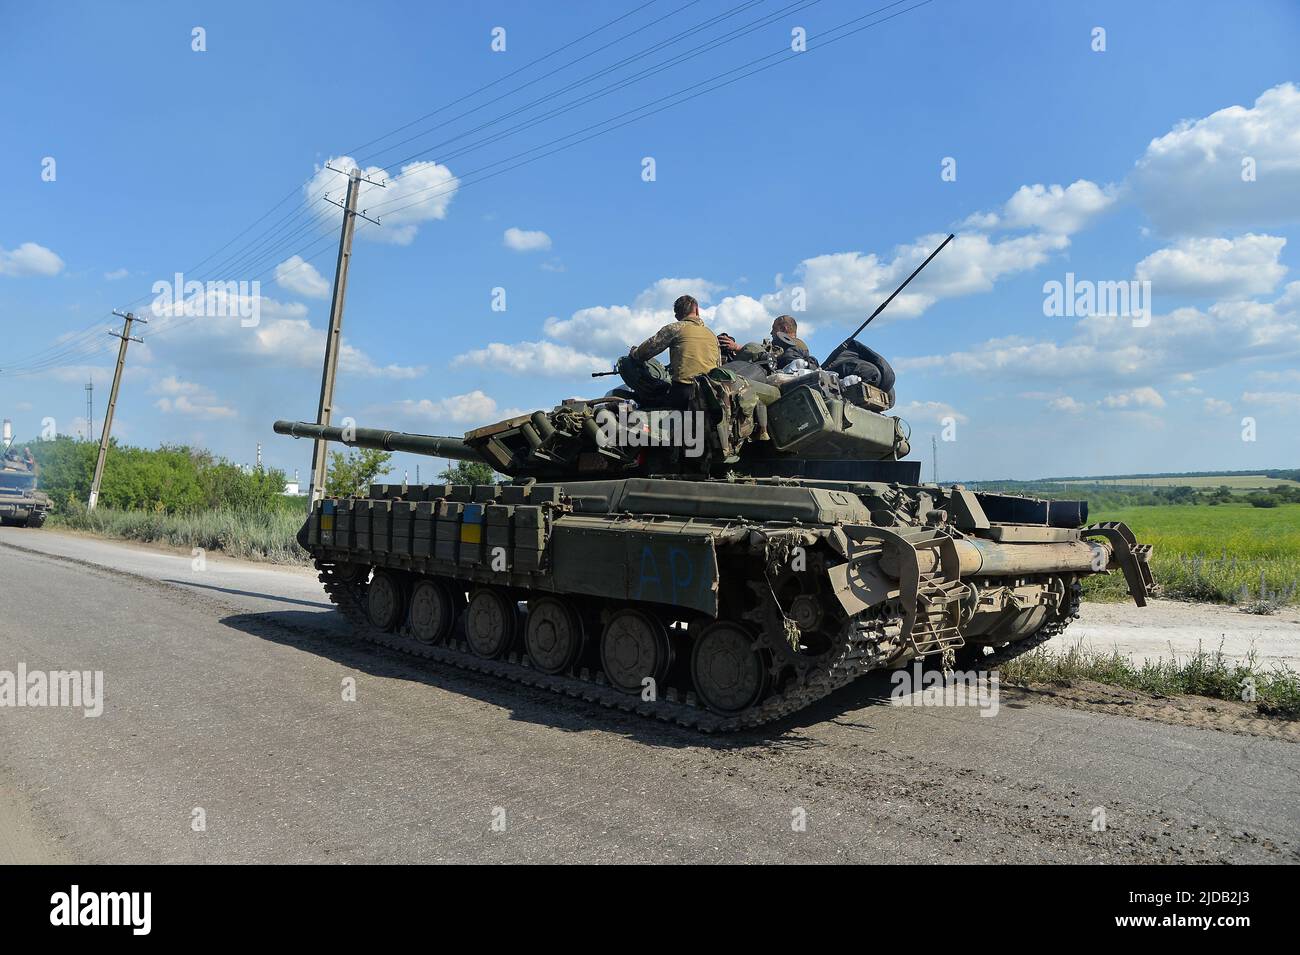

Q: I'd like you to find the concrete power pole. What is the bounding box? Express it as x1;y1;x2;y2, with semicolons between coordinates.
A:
306;168;363;510
88;310;146;509
85;379;93;442
931;435;938;485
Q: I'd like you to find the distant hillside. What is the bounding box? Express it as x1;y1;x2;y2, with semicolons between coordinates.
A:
964;469;1300;491
1043;469;1300;485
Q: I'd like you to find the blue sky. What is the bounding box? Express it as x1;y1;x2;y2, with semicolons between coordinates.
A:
3;0;1299;483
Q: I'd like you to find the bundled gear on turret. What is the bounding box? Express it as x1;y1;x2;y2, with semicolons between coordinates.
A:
823;339;897;409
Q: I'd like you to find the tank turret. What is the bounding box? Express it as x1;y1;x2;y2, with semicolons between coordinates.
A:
275;351;914;483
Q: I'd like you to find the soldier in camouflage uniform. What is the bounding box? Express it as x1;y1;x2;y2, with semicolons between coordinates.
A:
629;294;721;408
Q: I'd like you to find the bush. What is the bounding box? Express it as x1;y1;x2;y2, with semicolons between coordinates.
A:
24;435;287;514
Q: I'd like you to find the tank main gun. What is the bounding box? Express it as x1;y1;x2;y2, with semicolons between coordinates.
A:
276;409;648;481
274;421;478;461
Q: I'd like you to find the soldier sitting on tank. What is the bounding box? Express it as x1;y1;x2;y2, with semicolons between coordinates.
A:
718;315;817;371
628;294;720;409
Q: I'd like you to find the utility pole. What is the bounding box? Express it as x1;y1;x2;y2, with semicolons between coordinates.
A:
256;442;262;470
88;310;145;510
306;167;383;510
931;435;938;485
85;379;94;442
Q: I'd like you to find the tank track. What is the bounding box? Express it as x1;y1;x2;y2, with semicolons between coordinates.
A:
316;564;1083;732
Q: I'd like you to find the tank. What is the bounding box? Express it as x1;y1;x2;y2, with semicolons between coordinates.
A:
0;420;50;529
273;352;1155;731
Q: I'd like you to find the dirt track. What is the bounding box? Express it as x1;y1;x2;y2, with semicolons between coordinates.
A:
1072;598;1300;669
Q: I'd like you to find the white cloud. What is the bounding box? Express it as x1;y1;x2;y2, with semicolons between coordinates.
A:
153;375;203;396
453;340;608;376
103;268;130;281
1101;386;1166;410
537;282;774;359
1048;396;1088;414
151;375;236;419
990;180;1118;235
1241;390;1300;413
900;281;1300;388
710;294;781;339
275;255;331;299
0;242;64;277
148;291;423;379
503;227;552;252
1131;82;1300;234
895;400;968;425
633;278;724;310
762;229;1072;326
1135;234;1287;299
540;276;728;356
1203;397;1234;415
391;391;525;427
306;155;459;246
466;175;1122;372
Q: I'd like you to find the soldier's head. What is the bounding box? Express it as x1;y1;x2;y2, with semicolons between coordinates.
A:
772;315;798;337
673;294;700;320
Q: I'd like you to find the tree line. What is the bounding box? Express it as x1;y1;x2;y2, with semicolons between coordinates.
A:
22;436;499;515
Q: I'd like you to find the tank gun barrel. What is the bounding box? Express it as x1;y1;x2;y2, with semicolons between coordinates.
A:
273;420;479;461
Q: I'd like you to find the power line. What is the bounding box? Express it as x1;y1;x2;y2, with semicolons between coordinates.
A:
0;0;680;374
370;0;923;221
202;0;775;283
5;1;789;371
8;0;937;371
67;3;787;352
355;0;758;169
346;0;673;160
148;0;934;347
363;0;819;193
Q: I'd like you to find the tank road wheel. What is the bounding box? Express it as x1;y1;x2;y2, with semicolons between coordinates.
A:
524;597;586;675
366;570;406;632
409;578;455;644
465;588;518;659
600;609;672;694
690;622;767;715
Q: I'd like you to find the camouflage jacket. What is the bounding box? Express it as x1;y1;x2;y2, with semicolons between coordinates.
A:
629;314;720;383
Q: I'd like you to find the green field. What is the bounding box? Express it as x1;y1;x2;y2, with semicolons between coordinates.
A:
1085;502;1300;604
1062;474;1300;490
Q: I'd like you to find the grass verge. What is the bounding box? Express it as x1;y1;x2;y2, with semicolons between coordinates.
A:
50;505;309;565
999;639;1300;720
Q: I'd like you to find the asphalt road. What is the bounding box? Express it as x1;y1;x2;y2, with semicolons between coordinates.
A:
1;527;1297;864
